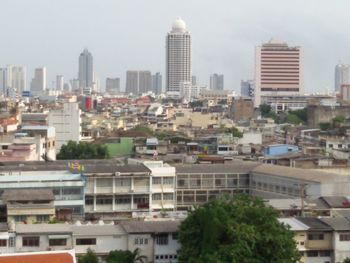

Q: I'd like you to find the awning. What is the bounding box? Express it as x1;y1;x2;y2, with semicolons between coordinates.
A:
0;233;9;239
48;235;70;239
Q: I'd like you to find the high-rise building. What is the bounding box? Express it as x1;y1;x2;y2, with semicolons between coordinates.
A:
78;49;93;95
106;78;120;95
191;76;197;86
125;71;152;95
30;67;47;95
166;18;192;96
335;63;349;92
0;68;7;95
10;66;26;94
210;74;224;90
254;39;303;106
152;72;162;95
241;80;254;98
56;75;64;91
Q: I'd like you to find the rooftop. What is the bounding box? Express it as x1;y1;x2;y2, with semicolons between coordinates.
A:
2;189;54;202
0;250;76;263
296;217;333;231
120;220;181;234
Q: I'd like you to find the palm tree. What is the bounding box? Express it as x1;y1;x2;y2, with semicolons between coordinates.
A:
129;248;147;263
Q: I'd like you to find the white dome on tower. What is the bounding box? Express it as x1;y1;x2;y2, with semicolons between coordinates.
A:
172;18;187;32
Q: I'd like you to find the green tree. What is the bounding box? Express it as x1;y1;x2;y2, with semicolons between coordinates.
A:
319;122;331;131
78;249;98;263
285;113;302;125
289;108;307;123
178;195;300;263
57;141;110;160
189;100;204;108
343;257;350;263
259;104;272;117
106;248;147;263
333;114;346;127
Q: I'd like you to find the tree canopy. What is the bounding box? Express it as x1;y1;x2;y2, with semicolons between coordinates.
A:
106;248;147;263
78;249;99;263
178;195;300;263
57;141;110;160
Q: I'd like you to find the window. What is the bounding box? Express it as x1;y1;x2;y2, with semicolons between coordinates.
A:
0;240;6;247
97;179;112;187
328;144;333;148
23;236;40;247
96;197;112;205
306;251;318;257
319;251;330;257
340;234;350;241
308;233;324;240
135;237;148;246
9;237;15;247
115;178;131;187
62;188;81;195
152;194;161;200
14;215;27;222
49;239;67;246
163;177;174;185
115;196;131;204
53;188;60;195
153;177;162;185
163;193;174;201
85;197;93;205
36;215;50;222
134;196;149;204
177;179;186;187
76;238;96;245
156;234;168;245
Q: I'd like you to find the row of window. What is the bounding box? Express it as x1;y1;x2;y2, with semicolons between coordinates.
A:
300;250;331;257
22;237;96;247
155;254;177;260
14;215;50;223
86;196;150;205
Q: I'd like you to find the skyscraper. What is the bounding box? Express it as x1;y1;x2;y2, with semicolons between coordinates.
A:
56;75;64;91
0;68;6;95
30;67;47;95
210;74;224;90
152;72;162;95
254;39;303;106
335;63;349;92
78;49;93;95
106;78;120;95
241;80;254;98
10;66;26;94
166;18;192;96
125;70;152;95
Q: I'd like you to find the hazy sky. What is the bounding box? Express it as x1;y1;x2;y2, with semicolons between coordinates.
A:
1;0;350;93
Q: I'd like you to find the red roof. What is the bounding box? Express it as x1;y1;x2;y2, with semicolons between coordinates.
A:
0;251;75;263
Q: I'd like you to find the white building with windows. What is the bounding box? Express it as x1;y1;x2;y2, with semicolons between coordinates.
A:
48;102;82;152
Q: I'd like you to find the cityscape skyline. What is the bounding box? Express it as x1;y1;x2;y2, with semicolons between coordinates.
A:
1;0;350;93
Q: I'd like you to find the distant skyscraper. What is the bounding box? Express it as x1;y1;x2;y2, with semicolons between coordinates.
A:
0;68;8;95
254;39;303;106
10;66;26;94
210;74;224;90
241;80;254;98
106;78;120;95
126;70;152;95
70;79;79;91
56;75;64;91
78;49;93;95
191;76;197;85
30;67;47;94
335;63;349;92
166;18;192;96
152;72;162;94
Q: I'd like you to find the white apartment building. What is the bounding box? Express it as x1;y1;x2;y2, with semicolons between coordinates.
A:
166;18;192;97
254;39;303;107
0;66;26;96
56;75;64;91
180;82;206;101
48;102;82;152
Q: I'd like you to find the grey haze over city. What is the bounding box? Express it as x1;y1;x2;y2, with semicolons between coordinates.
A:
1;0;349;93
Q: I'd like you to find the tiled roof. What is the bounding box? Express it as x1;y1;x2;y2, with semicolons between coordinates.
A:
0;250;76;263
2;189;54;201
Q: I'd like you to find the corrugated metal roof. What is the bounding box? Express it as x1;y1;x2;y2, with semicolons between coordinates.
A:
120;220;181;234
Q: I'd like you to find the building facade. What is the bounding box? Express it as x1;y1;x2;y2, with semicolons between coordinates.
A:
152;72;162;95
78;49;93;95
30;67;47;95
254;39;303;106
126;71;152;95
106;78;120;95
166;18;192;97
210;74;224;90
335;63;349;93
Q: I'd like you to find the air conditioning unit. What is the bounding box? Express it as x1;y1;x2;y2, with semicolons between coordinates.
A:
114;172;120;176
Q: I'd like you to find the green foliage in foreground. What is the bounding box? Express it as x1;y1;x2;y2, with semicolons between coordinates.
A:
106;248;147;263
57;141;110;160
178;195;300;263
78;249;99;263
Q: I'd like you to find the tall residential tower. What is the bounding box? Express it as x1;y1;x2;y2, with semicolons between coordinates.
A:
166;18;192;97
210;74;224;90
